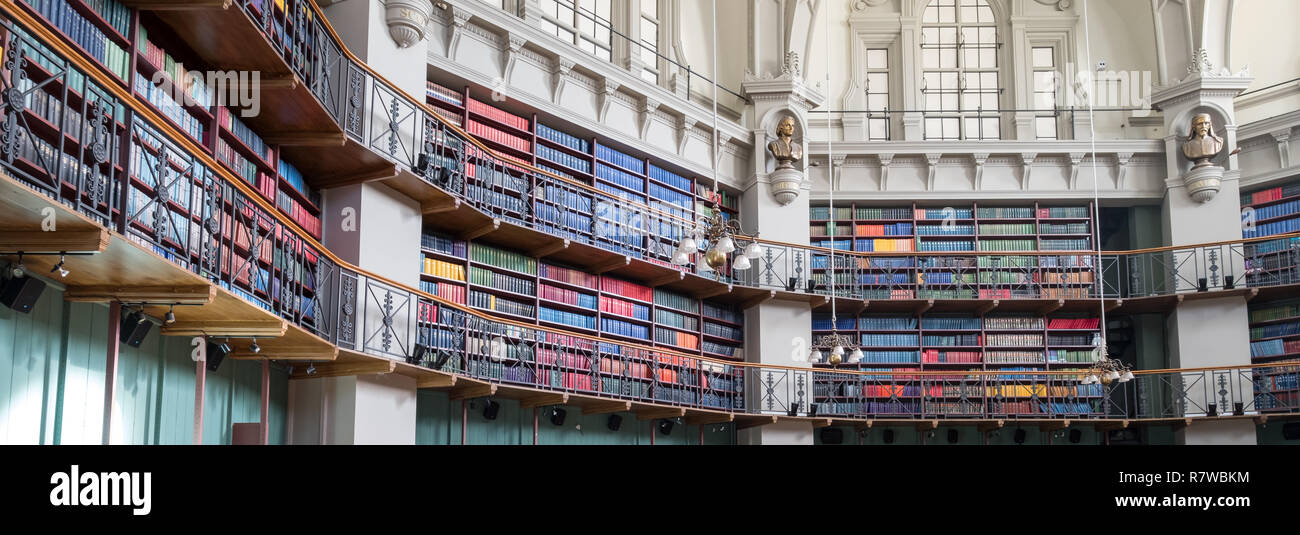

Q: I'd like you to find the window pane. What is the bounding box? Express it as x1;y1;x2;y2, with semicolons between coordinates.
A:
923;48;939;69
980;27;996;43
941;72;959;88
939;28;957;44
641;69;657;84
962;92;980;111
983;118;999;138
980;48;996;68
1034;91;1055;109
977;5;993;23
923;5;939;23
1035;117;1057;139
869;118;888;140
866;73;888;92
982;72;998;87
1033;47;1054;68
940;48;956;68
866;49;888;69
921;27;937;45
940;6;955;23
868;93;888;111
925;93;941;110
960;5;976;22
980;93;998;110
942;93;958;110
642;0;658;17
1034;71;1056;92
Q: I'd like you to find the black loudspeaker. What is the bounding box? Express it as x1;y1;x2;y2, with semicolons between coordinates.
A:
882;429;895;444
820;428;844;445
1013;428;1027;444
1282;422;1300;440
1069;429;1083;444
785;277;798;292
1197;278;1208;292
606;414;622;431
787;402;800;417
658;419;674;436
408;343;431;365
119;311;153;348
1223;275;1235;290
806;279;818;293
482;400;500;420
946;429;959;444
1;275;45;314
1233;402;1244;416
549;407;566;426
1207;403;1218;417
206;341;230;372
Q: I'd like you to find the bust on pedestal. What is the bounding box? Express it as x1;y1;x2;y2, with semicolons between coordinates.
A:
1181;113;1226;203
768;116;804;205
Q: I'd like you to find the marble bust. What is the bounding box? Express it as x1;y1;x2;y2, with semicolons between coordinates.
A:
767;116;803;170
1182;113;1224;169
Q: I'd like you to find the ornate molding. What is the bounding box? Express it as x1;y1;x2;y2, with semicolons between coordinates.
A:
1033;0;1073;11
502;31;527;79
1270;129;1293;169
1115;152;1133;190
924;153;942;191
384;0;433;49
640;97;661;139
1019;153;1037;189
877;153;894;191
446;4;473;58
678;116;698;155
1068;152;1085;190
972;153;989;190
598;78;620;122
551;56;574;104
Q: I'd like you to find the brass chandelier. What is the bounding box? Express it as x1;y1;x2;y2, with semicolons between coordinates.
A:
671;197;763;271
1080;347;1134;385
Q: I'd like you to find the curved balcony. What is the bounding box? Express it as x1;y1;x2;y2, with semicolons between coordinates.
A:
2;2;1300;426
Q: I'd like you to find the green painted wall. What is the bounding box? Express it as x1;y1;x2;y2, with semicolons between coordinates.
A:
416;390;734;445
0;282;288;445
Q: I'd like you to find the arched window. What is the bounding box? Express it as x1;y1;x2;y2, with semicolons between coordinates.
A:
919;0;1001;140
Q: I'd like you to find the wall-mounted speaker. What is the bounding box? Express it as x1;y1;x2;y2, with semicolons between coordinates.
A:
1283;422;1300;440
1013;428;1027;444
658;419;674;436
882;429;895;444
606;414;622;431
119;311;153;348
206;341;230;372
946;429;959;444
549;407;566;426
482;400;500;420
1068;429;1083;444
820;428;844;445
1;275;45;314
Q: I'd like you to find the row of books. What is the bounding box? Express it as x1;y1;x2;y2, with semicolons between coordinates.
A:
917;208;973;219
1048;333;1099;346
422;257;466;281
600;276;652;302
466;184;528;216
276;189;322;238
648;163;692;193
538;262;598;290
422;233;467;258
920;316;982;330
979;239;1037;251
601;317;649;339
986;350;1045;363
216;139;273;198
1250;320;1300;341
703;322;742;340
810;206;852;220
854;238;915;252
701;341;741;357
979;223;1035;235
1039;222;1089;234
467;119;531;153
1243;212;1300;238
858;223;914;236
431;106;463;127
1243;183;1300;206
1250;302;1300;324
916;224;972;236
80;0;131;36
278;159;318;207
137;30;214;110
133;73;205;142
539;306;597;330
978;207;1035;218
860;334;920;347
655;327;699;349
654;308;698;331
1039;207;1090;218
467;98;528;131
217;108;271;163
469;290;535;318
536;144;590;174
30;0;130;80
595;142;643;174
1249;339;1300;358
856;351;922;363
1257;373;1299;391
1245;236;1300;255
1048;349;1097;363
653;288;698;313
539;283;597;309
425;81;463;107
1047;318;1100;329
536;123;590;153
649;183;691;211
917;240;974;252
470;242;537;275
812;316;857;331
923;334;981;346
697;184;740;210
984;316;1046;330
1040;239;1091;250
470;266;535;296
599;295;650;321
419;280;466;304
11;77;103;147
986;334;1045;347
595;162;645;194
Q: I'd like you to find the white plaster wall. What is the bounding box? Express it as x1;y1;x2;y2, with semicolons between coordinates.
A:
738;420;814;445
1230;0;1300;125
326;376;358;445
1177;419;1258;445
352;373;417;445
360;183;423;289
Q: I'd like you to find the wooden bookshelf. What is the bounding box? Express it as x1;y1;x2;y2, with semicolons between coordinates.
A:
1248;298;1300;412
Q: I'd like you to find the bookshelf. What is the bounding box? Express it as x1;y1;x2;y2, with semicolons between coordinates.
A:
420;230;745;361
1241;180;1300;286
811;312;1103;417
1248;299;1300;412
809;202;1097;299
426;79;745;263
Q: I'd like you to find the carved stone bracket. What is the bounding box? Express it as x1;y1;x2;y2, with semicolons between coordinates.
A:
503;32;527;80
1270;129;1292;169
551;57;574;104
640;97;660;139
678;115;698;155
1115;152;1133;190
597;78;620;122
446;4;473;59
877;153;894;191
971;153;989;190
1068;152;1085;190
1019;152;1037;189
925;153;942;191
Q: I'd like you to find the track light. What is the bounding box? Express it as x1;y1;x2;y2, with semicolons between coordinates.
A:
164;305;176;325
50;255;68;278
249;338;261;354
306;362;317;375
10;254;25;278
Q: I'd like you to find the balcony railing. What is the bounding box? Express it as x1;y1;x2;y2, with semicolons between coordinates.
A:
3;2;1299;421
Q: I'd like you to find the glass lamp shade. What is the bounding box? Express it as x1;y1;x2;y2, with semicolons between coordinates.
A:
1106;370;1120;381
809;349;824;363
715;236;735;253
848;348;864;363
831;345;845;357
1120;371;1135;382
679;236;698;251
699;257;714;272
732;254;751;271
671;250;690;265
744;242;763;259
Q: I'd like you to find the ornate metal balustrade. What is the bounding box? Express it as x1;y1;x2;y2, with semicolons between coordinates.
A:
5;4;1300;421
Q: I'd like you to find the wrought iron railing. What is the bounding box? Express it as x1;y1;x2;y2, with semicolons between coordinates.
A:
3;3;1300;420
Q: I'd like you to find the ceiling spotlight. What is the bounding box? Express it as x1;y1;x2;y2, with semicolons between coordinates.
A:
50;255;69;278
10;254;25;278
164;305;176;325
306;362;317;375
249;338;261;354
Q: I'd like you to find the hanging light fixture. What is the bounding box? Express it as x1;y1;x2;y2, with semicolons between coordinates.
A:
1079;351;1133;385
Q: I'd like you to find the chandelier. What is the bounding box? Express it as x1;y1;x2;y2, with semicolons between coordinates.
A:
1079;347;1134;385
810;331;861;365
671;195;763;271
